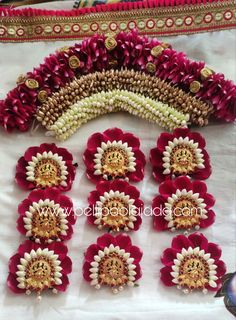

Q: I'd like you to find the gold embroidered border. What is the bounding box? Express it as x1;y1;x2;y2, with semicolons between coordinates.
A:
0;1;235;42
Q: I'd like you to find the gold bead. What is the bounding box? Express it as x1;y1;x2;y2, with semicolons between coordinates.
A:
58;46;70;53
105;37;117;51
200;67;214;80
190;81;201;93
38;90;48;103
146;62;156;74
69;55;80;69
151;45;164;57
25;78;39;89
16;74;27;85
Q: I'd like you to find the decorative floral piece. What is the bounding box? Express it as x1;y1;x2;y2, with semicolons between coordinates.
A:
49;90;189;141
83;128;146;183
152;176;215;232
17;188;76;243
160;233;226;294
150;127;211;182
215;271;236;317
83;233;142;293
87;180;143;232
7;240;72;297
15;143;76;191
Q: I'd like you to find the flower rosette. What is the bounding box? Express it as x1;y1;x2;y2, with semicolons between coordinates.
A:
17;188;76;244
150;127;211;182
87;180;143;232
15;143;76;191
7;240;72;296
152;176;215;232
83;128;146;183
160;233;226;294
83;233;142;293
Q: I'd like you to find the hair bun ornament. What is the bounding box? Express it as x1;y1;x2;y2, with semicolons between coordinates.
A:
7;240;72;299
17;188;76;244
0;31;235;137
150;127;211;182
83;233;142;293
87;180;143;232
160;233;226;294
15;143;76;191
83;128;146;183
152;176;215;232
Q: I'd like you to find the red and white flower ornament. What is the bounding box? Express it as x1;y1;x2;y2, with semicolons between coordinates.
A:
7;241;72;298
17;188;76;243
150;128;211;183
83;128;146;183
152;176;215;232
160;233;226;294
83;234;142;293
87;180;143;232
15;143;76;191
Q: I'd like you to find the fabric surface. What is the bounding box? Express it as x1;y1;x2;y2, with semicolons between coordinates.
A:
0;2;236;319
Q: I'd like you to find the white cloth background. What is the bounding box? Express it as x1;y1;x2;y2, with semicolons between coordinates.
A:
0;2;235;319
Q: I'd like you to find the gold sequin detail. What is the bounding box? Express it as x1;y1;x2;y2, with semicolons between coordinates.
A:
190;80;201;93
25;78;39;89
151;45;164;57
105;37;117;51
38;90;48;103
200;67;214;80
16;74;27;85
146;62;156;73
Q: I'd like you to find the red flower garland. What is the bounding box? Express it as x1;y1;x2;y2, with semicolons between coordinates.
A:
0;31;235;132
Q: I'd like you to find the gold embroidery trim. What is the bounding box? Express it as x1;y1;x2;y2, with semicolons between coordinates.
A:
0;1;235;42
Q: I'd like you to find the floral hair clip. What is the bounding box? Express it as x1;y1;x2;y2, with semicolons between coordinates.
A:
83;128;146;183
7;240;72;299
87;180;143;232
0;31;235;135
160;233;226;294
15;143;76;191
83;233;142;293
150;127;211;182
152;176;215;232
17;188;76;243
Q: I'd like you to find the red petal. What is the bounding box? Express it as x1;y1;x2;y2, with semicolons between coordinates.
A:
83;261;92;281
110;179;128;193
9;254;21;274
216;260;226;277
15;172;32;190
157;132;173;151
200;209;215;228
161;248;177;266
49;242;68;259
88;190;101;205
60;256;72;274
133;214;142;231
28;189;45;202
150;148;163;167
18;198;31;215
174;176;192;191
56;274;69;292
134;263;142;281
159;180;175;196
160;266;175;286
103;128;123;141
189;132;206;149
44;187;60;201
115;234;132;250
17;216;26;235
133;149;146;166
188;232;208;251
84;244;99;262
39;143;57;154
153;168;167;183
57;147;73;161
204;193;215;208
7;273;25;294
128;160;144;182
18;240;36;255
153;214;168;231
122;132;140;148
16;156;28;173
192;180;207;194
96;181;111;194
129;245;143;262
83;149;95;171
173;127;190;138
87;132;105;151
171;235;192;251
125;184;140;199
86;170;102;184
24;146;39;161
97;233;114;249
59;195;73;208
207;242;222;260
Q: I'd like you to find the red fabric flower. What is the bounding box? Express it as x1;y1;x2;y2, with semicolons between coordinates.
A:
83;128;146;183
15;143;76;191
160;232;226;293
83;233;142;293
152;176;215;232
87;180;143;232
150;127;211;182
7;240;72;295
17;188;76;243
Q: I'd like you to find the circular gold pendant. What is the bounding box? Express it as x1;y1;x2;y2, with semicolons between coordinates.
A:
170;145;197;175
172;197;201;229
34;159;61;187
101;147;129;178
